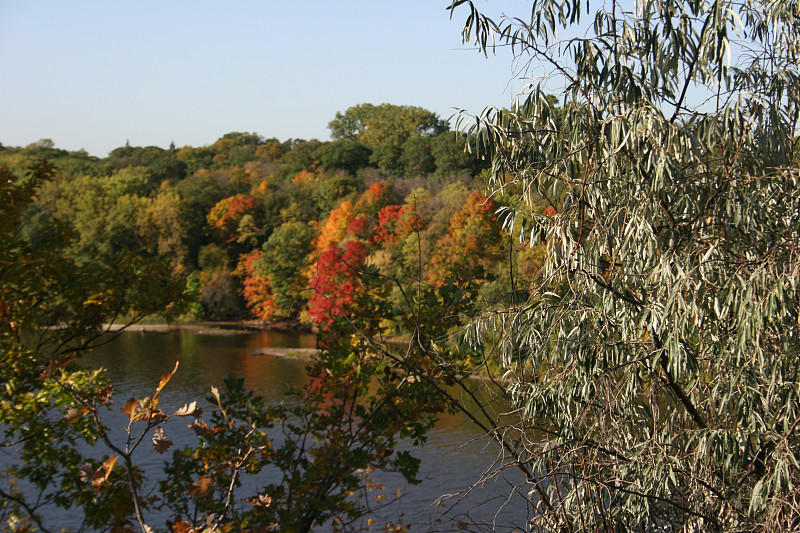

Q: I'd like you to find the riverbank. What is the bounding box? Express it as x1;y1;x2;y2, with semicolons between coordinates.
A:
101;322;505;381
102;321;320;359
103;319;312;335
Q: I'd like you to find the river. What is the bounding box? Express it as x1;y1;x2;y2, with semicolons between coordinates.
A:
69;326;532;532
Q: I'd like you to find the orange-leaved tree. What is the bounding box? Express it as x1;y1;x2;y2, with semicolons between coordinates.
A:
206;193;259;244
427;192;505;288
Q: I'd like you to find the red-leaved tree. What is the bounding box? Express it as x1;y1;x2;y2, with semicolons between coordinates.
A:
206;194;259;244
308;241;368;326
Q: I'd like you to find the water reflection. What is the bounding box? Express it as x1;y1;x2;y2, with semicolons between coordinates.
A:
75;328;532;532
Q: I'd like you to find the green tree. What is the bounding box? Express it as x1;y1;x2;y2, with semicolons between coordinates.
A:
329;103;448;170
400;135;436;177
275;139;323;179
0;161;186;531
176;145;215;174
313;139;372;175
311;172;358;213
133;189;190;274
254;220;315;319
106;144;187;185
209;131;264;168
48;170;149;266
431;130;486;178
450;0;800;530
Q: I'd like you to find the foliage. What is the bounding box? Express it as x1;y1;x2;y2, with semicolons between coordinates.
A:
275;139;323;179
314;139;372;175
308;241;369;327
451;0;800;530
427;192;505;289
0;161;187;531
431;131;487;178
311;172;358;213
132;189;190;274
400;136;436;177
2;163;443;530
311;199;357;264
254;221;315;320
371;205;426;248
206;194;260;245
237;251;277;320
328;104;448;171
209;132;265;168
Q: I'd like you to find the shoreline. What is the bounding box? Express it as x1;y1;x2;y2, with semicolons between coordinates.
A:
103;320;320;360
100;322;507;381
103;319;313;335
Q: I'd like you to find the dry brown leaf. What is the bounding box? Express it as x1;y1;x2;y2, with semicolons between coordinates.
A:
170;521;195;533
186;476;213;498
121;397;139;419
96;386;112;406
173;401;202;417
142;409;168;423
102;455;118;472
248;493;273;508
89;455;119;492
188;420;223;436
188;419;212;436
155;361;179;398
152;427;173;454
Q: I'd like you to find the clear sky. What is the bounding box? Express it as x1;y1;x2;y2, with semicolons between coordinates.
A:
1;1;527;157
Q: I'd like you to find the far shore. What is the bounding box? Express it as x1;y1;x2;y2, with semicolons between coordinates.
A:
103;319;313;335
102;320;319;360
100;322;510;380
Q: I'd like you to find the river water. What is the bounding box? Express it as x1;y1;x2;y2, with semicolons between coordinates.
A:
67;327;533;532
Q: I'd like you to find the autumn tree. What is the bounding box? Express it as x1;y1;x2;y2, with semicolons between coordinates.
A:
427;192;505;289
206;193;260;246
308;242;370;327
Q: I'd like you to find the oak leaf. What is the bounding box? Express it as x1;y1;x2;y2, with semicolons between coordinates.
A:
173;401;202;417
152;427;173;454
121;397;139;419
187;476;213;498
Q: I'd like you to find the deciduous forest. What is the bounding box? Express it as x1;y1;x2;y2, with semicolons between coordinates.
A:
1;103;532;331
3;0;800;531
1;102;539;532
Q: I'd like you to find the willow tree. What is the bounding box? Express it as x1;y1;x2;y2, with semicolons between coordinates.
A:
449;0;800;531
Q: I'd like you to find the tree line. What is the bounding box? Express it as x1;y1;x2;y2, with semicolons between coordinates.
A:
0;103;544;340
0;103;545;532
3;0;800;529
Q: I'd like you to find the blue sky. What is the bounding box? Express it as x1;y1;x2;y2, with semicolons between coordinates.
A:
1;1;527;157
